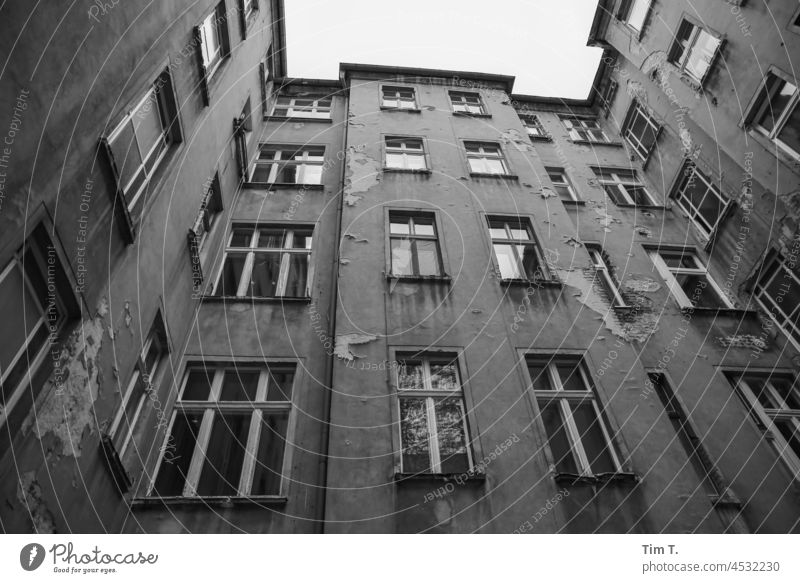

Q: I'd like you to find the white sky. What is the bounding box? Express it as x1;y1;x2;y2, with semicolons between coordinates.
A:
284;1;604;99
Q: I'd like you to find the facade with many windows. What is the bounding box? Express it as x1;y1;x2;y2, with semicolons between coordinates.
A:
2;1;800;534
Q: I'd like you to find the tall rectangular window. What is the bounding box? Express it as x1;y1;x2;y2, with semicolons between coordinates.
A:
593;168;654;206
381;86;417;109
521;115;548;139
668;19;722;84
673;162;730;238
618;0;651;33
465;142;508;175
561;116;609;143
546;167;578;202
214;225;313;298
650;248;731;309
623;100;660;161
529;357;622;476
384;137;427;170
251;145;325;184
487;216;546;281
750;71;800;160
396;354;472;474
190;174;224;252
449;91;486;115
198;3;228;79
754;251;800;351
271;94;332;119
151;363;294;497
729;372;800;480
601;78;618;118
389;212;443;277
588;246;626;307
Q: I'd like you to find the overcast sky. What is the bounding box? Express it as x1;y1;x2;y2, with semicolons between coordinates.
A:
284;1;604;99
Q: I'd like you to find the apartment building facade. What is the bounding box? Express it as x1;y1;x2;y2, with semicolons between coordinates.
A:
2;0;800;534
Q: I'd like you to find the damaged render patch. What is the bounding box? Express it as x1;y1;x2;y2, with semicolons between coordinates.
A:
623;275;661;293
500;129;533;152
334;334;378;361
344;148;381;205
718;335;768;350
17;471;57;533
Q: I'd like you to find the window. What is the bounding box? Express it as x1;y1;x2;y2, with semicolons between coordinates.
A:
381;86;417;110
623;100;660;161
196;2;230;94
384;137;428;171
188;174;224;283
521;115;548;140
487;216;546;281
450;91;486;115
546;167;578;202
588;246;626;307
672;162;730;238
396;354;472;474
151;363;294;497
650;248;732;309
465;142;509;175
729;372;800;479
529;357;622;476
234;98;253;179
259;44;276;115
593;168;654;206
750;71;800;160
103;68;181;230
618;0;651;33
754;251;800;351
668;19;722;84
108;313;168;458
213;224;313;298
0;224;78;449
389;212;443;277
601;79;618;118
271;94;332;119
251;145;325;184
561;116;610;143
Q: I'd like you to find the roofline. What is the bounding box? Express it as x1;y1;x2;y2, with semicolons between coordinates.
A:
275;77;344;87
587;0;614;47
271;0;288;77
339;62;515;93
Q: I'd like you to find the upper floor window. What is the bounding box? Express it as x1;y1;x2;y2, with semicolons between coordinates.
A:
672;162;730;239
197;2;230;84
754;250;800;351
668;19;722;85
213;225;313;298
561;116;610;143
649;248;732;309
381;86;417;110
396;354;472;474
450;91;486;115
521;115;548;140
251;145;325;184
271;94;332;119
588;246;627;307
242;0;257;21
623;100;660;161
465;142;509;175
729;372;800;480
389;212;443;277
487;216;546;281
600;78;618;118
528;356;622;477
593;168;655;206
750;71;800;160
546;167;578;202
191;174;224;252
384;137;428;171
618;0;651;33
151;363;294;497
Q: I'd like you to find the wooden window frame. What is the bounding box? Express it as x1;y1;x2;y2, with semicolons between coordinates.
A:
649;247;733;309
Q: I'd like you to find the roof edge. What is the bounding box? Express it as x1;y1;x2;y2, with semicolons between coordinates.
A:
339;62;515;94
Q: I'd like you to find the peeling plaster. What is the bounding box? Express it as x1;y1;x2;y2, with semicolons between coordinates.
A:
540;188;556;199
635;226;653;238
17;471;56;533
500;129;533;152
344;233;369;243
344;148;381;205
334;333;377;361
624;275;661;294
718;335;768;350
586;201;622;232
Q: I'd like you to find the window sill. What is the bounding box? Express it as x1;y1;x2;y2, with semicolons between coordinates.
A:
382;167;432;175
263;115;332;124
528;135;552;142
131;495;288;508
561;199;586;206
394;471;486;483
613;203;667;211
569;139;624;147
679;306;758;318
500;277;562;288
380;106;422;113
387;274;451;283
453;111;492;118
469;172;518;180
202;295;312;303
554;471;638;485
243;182;325;190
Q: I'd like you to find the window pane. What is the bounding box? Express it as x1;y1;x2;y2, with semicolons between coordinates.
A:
215;254;247;296
301;164;323;184
538;400;578;474
284;253;309;297
675;273;725;308
389;219;410;235
627;0;649;30
758;78;794;133
430;363;458;391
275;164;298;183
182;369;214;400
628;186;652;206
391;238;413;276
771;377;800;410
230;228;253;247
467;157;484;173
250;252;282;296
132;94;165;165
570;402;617;474
556;363;587;391
686;30;720;81
197;412;251;496
292;231;313;249
554;185;573;201
109;120;145;193
484;159;506;174
776;100;800;154
529;364;554;391
398;361;423;390
520;245;541;280
385;152;405;168
434;397;470;474
414;240;440;276
494;244;522;279
219;370;260;401
257;228;286;248
267;369;294;401
660;251;696;269
406;153;427;170
774;419;800;461
400;398;431;473
152;411;203;496
412;218;434;236
251;413;289;495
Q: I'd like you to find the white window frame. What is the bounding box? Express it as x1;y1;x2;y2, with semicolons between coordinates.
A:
546;167;578;202
521;114;548;139
673;162;730;239
450;91;486;115
732;373;800;480
621;0;651;34
588;247;627;307
190;174;224;253
242;0;257;21
388;212;443;277
594;168;655;206
623;100;660;161
668;19;722;85
751;71;800;160
396;355;473;474
754;252;800;351
384;137;428;170
381;86;418;110
561;116;610;143
465;142;509;175
649;248;733;309
251;145;325;184
529;358;623;477
199;6;226;78
150;363;294;498
271;94;332;119
487;216;547;281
